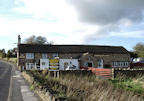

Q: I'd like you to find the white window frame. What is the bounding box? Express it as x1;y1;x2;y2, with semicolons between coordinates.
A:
42;53;47;59
26;63;36;70
112;61;129;67
20;53;24;56
125;62;128;67
26;53;34;59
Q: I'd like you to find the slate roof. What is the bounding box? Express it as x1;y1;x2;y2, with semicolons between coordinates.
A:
18;44;129;54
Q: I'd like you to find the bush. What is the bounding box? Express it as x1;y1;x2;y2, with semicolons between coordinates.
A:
104;64;111;68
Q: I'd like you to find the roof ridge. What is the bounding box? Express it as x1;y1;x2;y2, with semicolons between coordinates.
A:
19;44;123;48
18;44;129;54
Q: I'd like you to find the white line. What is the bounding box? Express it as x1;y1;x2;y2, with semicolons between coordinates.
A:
7;76;12;101
7;63;14;101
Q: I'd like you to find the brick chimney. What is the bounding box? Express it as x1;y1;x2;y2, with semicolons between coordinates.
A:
18;35;21;44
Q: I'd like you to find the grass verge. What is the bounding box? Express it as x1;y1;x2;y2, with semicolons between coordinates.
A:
27;70;144;101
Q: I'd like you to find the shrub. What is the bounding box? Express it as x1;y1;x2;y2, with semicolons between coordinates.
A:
104;64;111;68
27;70;144;101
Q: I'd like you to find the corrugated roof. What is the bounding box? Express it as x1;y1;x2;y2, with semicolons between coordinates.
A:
18;44;129;54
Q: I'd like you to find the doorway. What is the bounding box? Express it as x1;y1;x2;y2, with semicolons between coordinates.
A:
87;62;93;67
97;59;103;68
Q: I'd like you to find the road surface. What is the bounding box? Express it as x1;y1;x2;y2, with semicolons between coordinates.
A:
0;61;12;101
0;60;41;101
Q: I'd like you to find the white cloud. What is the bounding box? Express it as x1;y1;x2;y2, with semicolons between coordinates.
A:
110;30;144;38
0;16;100;44
13;0;78;21
0;0;103;45
67;0;144;41
0;0;144;49
68;0;144;25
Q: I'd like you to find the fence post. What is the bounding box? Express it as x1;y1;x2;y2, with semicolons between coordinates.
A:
54;71;56;78
48;71;50;77
57;71;59;79
112;68;114;79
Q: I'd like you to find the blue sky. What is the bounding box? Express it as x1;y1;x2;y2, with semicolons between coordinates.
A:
0;0;144;51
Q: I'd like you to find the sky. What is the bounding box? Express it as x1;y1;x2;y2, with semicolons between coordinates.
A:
0;0;144;51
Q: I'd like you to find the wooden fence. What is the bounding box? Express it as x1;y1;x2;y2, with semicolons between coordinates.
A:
80;67;144;79
114;69;144;78
80;67;112;79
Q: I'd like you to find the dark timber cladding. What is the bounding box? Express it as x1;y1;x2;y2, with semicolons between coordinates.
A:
18;44;129;54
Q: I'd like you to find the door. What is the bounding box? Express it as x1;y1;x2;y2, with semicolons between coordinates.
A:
97;59;103;68
88;62;93;67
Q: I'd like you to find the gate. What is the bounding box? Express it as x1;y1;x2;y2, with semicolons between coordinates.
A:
80;67;112;79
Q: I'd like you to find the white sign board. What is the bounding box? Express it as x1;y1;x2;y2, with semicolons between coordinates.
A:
40;59;49;70
59;59;79;70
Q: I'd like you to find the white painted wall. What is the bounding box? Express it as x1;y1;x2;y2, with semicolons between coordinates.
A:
59;59;79;70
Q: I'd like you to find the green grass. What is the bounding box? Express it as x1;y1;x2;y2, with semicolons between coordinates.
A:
111;75;144;95
27;70;144;101
0;57;17;64
30;84;35;91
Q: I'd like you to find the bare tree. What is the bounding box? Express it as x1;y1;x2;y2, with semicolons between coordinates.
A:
35;36;47;44
24;35;47;44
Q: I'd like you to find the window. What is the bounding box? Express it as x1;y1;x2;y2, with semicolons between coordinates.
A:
112;62;129;67
26;63;35;70
42;62;46;65
53;53;58;58
21;53;24;56
42;53;47;59
26;53;34;59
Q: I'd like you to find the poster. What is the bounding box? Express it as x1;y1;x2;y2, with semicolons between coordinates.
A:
49;59;59;71
59;59;79;70
40;59;49;70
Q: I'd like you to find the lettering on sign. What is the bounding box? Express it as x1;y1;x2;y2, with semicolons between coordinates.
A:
49;59;59;71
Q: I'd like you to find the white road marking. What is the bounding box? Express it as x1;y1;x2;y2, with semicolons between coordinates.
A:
7;76;12;101
12;75;21;78
18;80;25;83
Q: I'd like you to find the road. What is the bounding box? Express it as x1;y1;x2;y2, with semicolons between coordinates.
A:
0;61;12;101
0;60;41;101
